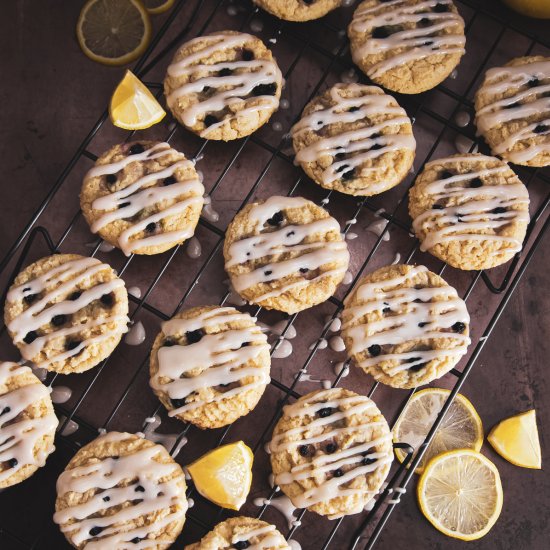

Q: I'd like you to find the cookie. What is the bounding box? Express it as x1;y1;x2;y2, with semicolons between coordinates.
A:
291;83;416;196
348;0;465;94
223;196;350;314
474;56;550;167
409;154;530;270
0;361;58;488
269;388;393;519
253;0;342;21
150;305;271;429
4;254;129;374
164;31;282;141
81;141;205;256
185;516;290;550
54;431;187;549
341;264;470;389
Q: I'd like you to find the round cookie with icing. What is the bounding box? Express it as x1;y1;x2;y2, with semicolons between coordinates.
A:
348;0;466;94
0;361;58;488
474;56;550;167
149;305;271;429
80;141;205;256
409;154;530;270
164;31;282;141
54;431;187;549
4;254;129;375
341;264;470;389
223;196;350;314
184;516;290;550
253;0;343;21
269;388;393;518
291;83;416;196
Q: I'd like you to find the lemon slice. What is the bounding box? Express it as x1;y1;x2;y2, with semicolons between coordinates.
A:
142;0;175;15
109;70;166;130
418;449;503;541
187;441;253;510
394;388;483;474
76;0;152;66
488;409;541;469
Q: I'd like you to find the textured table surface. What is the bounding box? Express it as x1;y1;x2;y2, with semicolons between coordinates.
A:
1;1;549;549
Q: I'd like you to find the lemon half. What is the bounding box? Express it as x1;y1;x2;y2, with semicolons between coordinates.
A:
418;449;504;541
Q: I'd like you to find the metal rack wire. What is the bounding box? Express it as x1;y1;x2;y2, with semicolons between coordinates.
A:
1;0;548;548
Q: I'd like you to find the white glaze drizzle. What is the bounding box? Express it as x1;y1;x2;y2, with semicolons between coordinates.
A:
231;524;288;550
291;84;415;189
53;432;187;549
150;307;270;416
225;196;349;304
270;390;393;517
476;60;550;163
412;156;530;254
86;143;205;256
350;0;465;79
342;265;470;375
166;33;281;138
124;321;146;346
0;362;58;483
6;257;129;370
253;495;300;529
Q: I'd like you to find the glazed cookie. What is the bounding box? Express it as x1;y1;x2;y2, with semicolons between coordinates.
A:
4;254;129;374
474;56;550;167
348;0;465;94
164;31;282;140
0;361;58;488
269;388;393;518
149;306;271;429
80;141;205;256
409;154;530;270
223;196;350;314
291;83;416;196
341;264;470;389
54;431;187;549
185;516;290;550
253;0;342;21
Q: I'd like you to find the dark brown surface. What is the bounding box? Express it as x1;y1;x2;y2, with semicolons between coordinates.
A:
1;1;549;549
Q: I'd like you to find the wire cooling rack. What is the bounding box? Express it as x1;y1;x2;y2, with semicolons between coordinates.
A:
1;0;549;548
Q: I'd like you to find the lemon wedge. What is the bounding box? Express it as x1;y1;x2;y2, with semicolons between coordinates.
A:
109;70;166;130
394;388;483;474
417;449;503;541
488;409;541;469
76;0;152;67
187;441;253;510
142;0;175;15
